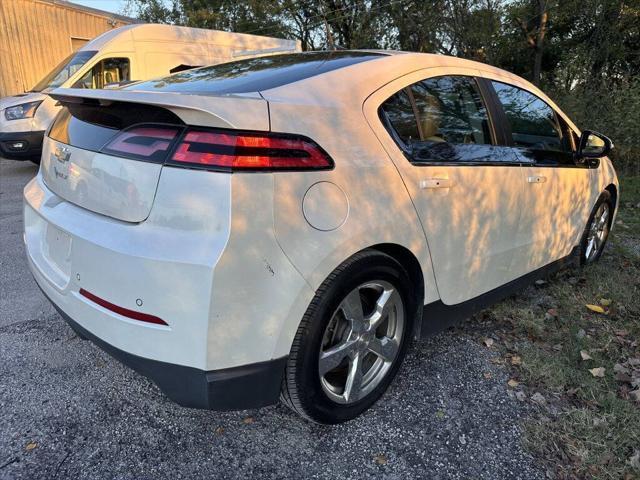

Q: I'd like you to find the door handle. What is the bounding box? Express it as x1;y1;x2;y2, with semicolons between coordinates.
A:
527;175;547;184
419;178;453;189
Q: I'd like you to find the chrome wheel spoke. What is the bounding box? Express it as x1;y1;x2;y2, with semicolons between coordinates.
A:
368;287;396;330
340;289;365;328
585;236;595;259
367;336;398;363
319;339;357;376
343;354;364;403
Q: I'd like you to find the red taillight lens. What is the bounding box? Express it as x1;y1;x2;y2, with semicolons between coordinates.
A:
101;126;181;162
169;129;333;171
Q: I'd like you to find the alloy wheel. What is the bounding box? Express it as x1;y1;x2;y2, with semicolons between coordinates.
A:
585;202;610;262
318;281;404;404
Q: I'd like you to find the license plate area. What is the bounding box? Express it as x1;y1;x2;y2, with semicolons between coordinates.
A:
44;225;72;281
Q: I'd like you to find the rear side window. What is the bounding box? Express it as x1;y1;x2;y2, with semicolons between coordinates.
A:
380;90;420;143
411;77;491;145
492;81;576;165
380;76;500;164
127;51;384;95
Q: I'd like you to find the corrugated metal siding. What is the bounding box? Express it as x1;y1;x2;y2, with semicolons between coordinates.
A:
0;0;131;97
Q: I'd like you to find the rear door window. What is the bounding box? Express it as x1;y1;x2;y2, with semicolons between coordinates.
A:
380;76;508;164
491;81;576;166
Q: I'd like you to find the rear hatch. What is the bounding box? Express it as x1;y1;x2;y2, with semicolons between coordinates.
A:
42;89;269;222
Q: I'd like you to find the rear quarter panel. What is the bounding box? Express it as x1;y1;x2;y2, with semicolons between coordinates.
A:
265;81;439;316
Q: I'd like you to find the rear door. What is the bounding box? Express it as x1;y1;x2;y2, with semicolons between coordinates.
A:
489;81;591;274
366;71;525;305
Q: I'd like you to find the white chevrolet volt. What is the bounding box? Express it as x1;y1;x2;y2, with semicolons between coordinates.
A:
24;51;618;424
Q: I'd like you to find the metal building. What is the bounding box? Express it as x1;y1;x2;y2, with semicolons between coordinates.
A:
0;0;134;97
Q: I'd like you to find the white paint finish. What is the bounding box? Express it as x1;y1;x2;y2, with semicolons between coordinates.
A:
41;137;163;223
206;174;315;367
303;182;349;231
268;98;440;306
514;165;590;275
24;167;233;369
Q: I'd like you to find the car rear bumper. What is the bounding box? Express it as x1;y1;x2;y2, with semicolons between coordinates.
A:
0;130;44;160
23;165;311;410
38;284;286;409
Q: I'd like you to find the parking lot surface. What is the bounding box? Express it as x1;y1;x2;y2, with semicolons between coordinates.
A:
0;159;544;479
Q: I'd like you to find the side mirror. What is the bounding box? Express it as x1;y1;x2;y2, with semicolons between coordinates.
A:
577;130;613;159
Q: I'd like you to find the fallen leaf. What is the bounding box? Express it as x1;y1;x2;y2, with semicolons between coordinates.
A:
25;442;37;451
374;453;388;465
508;379;519;388
593;417;607;427
511;355;522;366
483;372;492;379
546;308;558;317
483;338;494;348
589;367;606;377
552;343;563;351
214;426;224;435
515;391;526;401
435;410;446;419
535;279;547;287
576;329;586;339
586;304;606;314
242;416;255;425
615;329;629;337
580;350;593;361
599;298;611;306
531;392;546;405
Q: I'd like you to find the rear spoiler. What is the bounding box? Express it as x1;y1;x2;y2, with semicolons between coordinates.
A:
49;88;270;131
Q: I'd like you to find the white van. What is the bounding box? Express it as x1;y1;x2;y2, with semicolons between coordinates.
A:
0;23;300;162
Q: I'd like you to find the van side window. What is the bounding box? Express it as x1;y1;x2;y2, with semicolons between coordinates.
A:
491;81;575;166
380;76;503;164
75;58;130;89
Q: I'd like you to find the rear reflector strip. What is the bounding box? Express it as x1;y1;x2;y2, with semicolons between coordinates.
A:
79;289;168;326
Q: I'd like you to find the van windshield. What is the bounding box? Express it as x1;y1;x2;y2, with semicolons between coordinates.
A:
126;51;384;95
30;50;98;92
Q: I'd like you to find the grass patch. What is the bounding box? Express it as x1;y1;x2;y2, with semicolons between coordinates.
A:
470;176;640;479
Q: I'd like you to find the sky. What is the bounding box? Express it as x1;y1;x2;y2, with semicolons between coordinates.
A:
71;0;130;15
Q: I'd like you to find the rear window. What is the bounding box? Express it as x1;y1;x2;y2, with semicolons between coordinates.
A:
125;51;385;95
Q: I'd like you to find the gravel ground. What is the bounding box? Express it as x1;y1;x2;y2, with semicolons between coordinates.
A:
0;159;545;480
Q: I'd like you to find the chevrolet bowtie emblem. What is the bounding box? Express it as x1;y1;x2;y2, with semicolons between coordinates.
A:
53;145;71;163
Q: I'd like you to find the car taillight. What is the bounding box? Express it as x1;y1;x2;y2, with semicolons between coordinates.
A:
101;126;182;162
169;129;333;171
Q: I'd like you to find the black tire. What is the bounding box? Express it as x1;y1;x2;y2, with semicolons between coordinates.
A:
281;249;416;424
579;191;613;265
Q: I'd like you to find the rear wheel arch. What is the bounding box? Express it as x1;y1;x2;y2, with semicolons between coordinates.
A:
367;243;424;339
604;183;618;210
